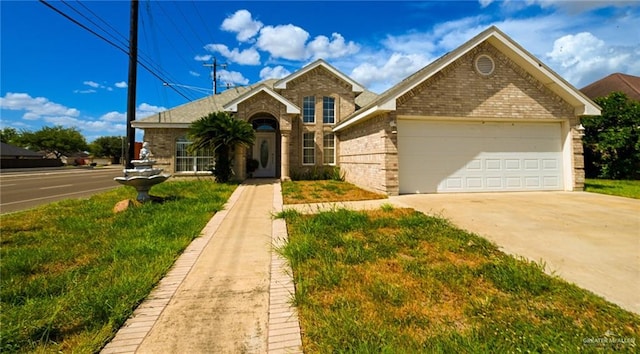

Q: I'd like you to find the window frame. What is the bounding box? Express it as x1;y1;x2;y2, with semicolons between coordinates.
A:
175;138;215;173
323;133;336;165
322;96;335;125
302;132;315;165
302;96;315;124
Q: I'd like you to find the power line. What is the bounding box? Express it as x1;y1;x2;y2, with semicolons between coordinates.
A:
68;0;187;100
38;0;193;102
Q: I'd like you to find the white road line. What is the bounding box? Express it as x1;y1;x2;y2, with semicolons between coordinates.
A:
0;186;118;207
0;169;121;179
40;184;74;190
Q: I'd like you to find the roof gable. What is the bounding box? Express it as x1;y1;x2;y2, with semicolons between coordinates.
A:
223;84;300;114
335;26;601;132
274;59;364;93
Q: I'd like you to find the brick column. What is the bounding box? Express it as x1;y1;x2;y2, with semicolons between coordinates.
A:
280;131;291;181
234;145;246;180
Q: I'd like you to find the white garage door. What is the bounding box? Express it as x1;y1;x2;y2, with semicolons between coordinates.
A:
398;120;563;193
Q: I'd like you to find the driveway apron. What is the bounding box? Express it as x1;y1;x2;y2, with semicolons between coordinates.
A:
392;192;640;314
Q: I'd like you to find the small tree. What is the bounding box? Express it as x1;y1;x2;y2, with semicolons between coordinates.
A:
0;127;20;145
18;126;88;159
90;136;124;163
188;112;255;182
582;92;640;179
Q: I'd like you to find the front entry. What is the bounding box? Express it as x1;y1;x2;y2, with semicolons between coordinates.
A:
253;131;276;177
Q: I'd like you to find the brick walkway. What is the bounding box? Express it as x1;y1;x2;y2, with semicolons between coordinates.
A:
101;180;302;353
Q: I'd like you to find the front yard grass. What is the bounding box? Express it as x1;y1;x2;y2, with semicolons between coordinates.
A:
277;207;640;352
0;180;236;353
585;179;640;199
282;180;386;204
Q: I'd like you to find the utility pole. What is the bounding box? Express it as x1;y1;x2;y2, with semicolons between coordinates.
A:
125;0;139;169
203;57;227;95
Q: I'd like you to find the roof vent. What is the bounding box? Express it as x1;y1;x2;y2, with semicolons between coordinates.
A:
475;54;495;76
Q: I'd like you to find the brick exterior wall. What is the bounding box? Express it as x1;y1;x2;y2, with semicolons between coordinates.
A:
338;113;399;195
339;41;584;195
142;66;358;177
143;128;188;173
276;66;357;174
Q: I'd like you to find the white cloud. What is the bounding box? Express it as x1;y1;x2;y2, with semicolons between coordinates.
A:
217;70;250;87
204;44;260;65
100;111;125;122
0;92;80;120
545;32;639;87
221;9;263;42
306;33;360;60
0;93;164;142
83;81;100;88
115;81;127;88
350;53;432;93
189;70;201;77
194;54;212;61
73;89;97;94
137;103;167;118
479;0;494;8
257;24;310;60
259;66;291;80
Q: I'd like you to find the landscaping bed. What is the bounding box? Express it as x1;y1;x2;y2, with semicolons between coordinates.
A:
282;180;386;204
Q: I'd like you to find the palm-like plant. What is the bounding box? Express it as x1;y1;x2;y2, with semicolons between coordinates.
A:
188;112;255;182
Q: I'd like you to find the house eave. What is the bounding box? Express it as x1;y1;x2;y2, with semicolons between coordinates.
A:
333;105;392;132
131;122;191;129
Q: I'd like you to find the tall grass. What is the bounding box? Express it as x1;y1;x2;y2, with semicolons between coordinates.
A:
277;208;640;353
0;180;235;353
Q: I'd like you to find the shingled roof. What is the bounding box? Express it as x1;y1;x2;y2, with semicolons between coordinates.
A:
580;73;640;101
1;142;43;158
132;60;379;129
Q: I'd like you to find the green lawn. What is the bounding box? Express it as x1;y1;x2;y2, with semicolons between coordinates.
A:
277;207;640;353
585;179;640;199
0;181;235;353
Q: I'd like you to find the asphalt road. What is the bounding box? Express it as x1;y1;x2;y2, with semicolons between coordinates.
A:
0;167;125;214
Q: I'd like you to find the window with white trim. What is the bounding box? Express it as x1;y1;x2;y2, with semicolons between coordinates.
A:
302;132;315;165
323;133;335;165
303;96;315;123
323;96;335;124
175;137;215;172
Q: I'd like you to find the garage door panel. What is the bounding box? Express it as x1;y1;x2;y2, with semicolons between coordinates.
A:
398;120;564;193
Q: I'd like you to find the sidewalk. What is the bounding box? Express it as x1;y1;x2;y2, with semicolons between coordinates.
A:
101;179;302;353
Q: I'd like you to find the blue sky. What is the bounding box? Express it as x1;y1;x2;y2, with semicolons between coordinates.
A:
1;1;639;142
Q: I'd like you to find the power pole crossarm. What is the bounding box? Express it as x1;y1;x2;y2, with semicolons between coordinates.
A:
203;57;227;95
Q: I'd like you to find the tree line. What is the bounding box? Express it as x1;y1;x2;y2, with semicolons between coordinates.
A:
0;126;124;162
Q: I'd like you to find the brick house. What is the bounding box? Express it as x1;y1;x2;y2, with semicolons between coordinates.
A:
132;26;600;195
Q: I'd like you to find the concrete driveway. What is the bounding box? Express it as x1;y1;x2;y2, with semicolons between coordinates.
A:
391;192;640;314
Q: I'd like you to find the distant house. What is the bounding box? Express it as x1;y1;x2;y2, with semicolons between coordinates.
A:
133;26;599;195
1;142;44;160
0;142;64;169
581;73;640;101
